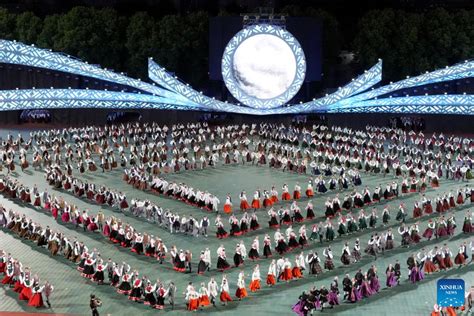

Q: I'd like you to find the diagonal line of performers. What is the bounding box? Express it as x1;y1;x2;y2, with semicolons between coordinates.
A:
1;175;473;277
1;207;473;312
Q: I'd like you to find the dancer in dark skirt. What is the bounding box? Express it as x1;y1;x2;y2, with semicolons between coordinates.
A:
307;251;323;275
275;230;289;254
248;237;260;260
131;234;144;255
340;242;351;265
128;278;143;301
197;250;210;275
117;272;132;295
323;246;335;271
306;201;315;219
143;282;157;306
268;208;279;228
250;213;260;230
352;239;362;262
93;259;107;285
263;234;273;258
216;246;231;271
215;218;228;239
233;243;245;267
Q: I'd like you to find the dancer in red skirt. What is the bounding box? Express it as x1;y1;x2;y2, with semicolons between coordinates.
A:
223;195;232;214
421;248;438;274
270;186;279;203
456;189;464;205
249;265;261;292
219;276;232;305
423;219;435;241
186;285;200;311
454;244;468;266
235;271;248;300
443;245;453;269
198;282;210;308
1;259;15;285
251;190;261;209
266;260;277;286
282;184;291;201
18;277;33;301
306;180;314;198
239;191;250;211
292;254;304;279
293;183;301;200
422;195;433;214
28;282;44;308
280;258;293;282
413;201;422;218
262;190;273;208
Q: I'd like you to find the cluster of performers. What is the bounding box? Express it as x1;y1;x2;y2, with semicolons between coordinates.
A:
292;239;474;315
202;206;473;275
227;173;362;213
123;166;220;212
2;167;474;277
222;173;443;222
0;175;108;233
0;121;473;315
215;178;474;241
0;208;180;310
1;174;212;240
1;123;472;188
0;250;53;309
292;266;383;314
43;167;215;238
44;165;130;209
2;202;473;313
127;196;212;236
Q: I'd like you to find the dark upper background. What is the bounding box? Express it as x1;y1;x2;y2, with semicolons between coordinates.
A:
0;0;474;100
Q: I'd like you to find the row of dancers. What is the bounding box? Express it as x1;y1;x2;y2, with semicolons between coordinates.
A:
1;208;181;310
0;250;53;309
3;122;470;186
124;166;220;212
0;205;403;312
217;184;471;241
44;166;130;210
292;241;473;316
0;175;211;239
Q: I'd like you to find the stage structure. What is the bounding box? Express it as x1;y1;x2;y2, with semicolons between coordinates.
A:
0;35;473;115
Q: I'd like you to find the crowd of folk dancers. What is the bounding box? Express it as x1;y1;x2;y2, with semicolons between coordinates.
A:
0;121;473;314
2;178;473;278
3;207;473;313
39;164;474;244
2;167;474;273
292;241;473;316
39;171;213;237
0;122;472;185
0;208;182;310
0;250;53;309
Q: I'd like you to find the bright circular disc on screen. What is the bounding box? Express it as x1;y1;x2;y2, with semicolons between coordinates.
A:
233;34;296;99
222;24;306;109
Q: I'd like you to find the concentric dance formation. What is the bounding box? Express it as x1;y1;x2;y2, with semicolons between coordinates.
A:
0;21;472;316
